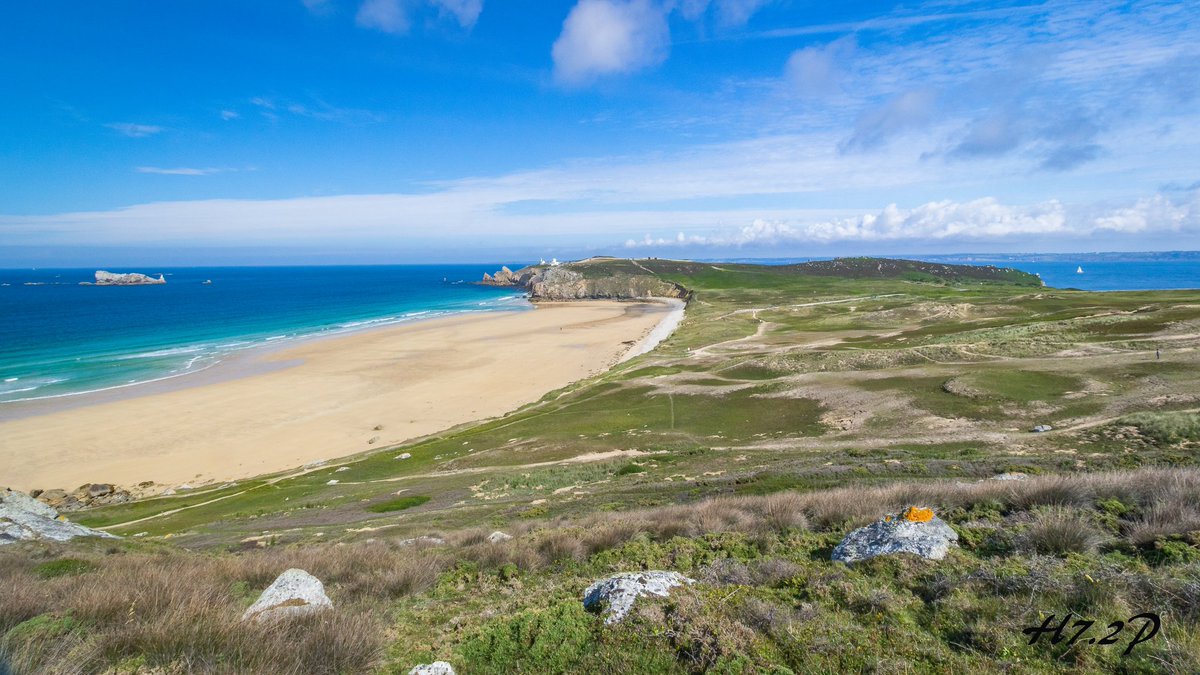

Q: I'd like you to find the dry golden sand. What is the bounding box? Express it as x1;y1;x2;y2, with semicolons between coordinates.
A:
0;301;674;492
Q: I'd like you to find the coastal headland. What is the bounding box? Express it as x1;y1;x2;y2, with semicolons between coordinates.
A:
0;299;681;492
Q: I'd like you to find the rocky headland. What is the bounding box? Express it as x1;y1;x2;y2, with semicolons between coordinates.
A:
83;270;167;286
479;259;689;301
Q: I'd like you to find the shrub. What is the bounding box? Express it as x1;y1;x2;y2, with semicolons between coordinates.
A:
615;463;646;475
34;558;97;579
1020;508;1107;555
457;600;598;674
1120;411;1200;443
1124;499;1200;547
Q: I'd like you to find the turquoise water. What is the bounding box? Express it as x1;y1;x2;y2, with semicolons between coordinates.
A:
0;266;526;404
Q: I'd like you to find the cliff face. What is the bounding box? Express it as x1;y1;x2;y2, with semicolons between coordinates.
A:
528;267;687;301
479;263;688;301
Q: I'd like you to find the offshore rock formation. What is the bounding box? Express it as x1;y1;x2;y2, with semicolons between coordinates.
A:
84;270;166;285
832;506;958;564
1;488;117;545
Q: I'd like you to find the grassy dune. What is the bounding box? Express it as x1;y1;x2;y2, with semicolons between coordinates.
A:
5;257;1200;673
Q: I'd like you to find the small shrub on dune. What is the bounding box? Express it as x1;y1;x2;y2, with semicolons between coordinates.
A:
1121;411;1200;443
1020;507;1107;556
536;530;586;564
1124;499;1200;547
749;493;810;534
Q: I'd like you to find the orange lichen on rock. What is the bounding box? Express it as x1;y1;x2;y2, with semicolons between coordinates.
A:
903;506;935;523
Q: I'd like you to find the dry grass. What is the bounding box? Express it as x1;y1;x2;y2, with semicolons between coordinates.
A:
1019;507;1108;555
5;467;1200;673
0;541;448;674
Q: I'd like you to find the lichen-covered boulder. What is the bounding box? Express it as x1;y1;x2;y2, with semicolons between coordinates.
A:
409;662;455;675
486;531;513;543
241;569;332;622
1;488;117;545
832;506;958;564
583;571;694;624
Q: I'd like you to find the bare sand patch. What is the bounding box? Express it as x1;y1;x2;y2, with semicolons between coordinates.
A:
0;301;675;491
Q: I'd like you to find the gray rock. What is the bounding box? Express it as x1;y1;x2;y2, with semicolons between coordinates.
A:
583;571;694;624
90;270;166;286
396;453;412;460
241;569;332;622
409;662;455;675
1032;424;1053;433
832;508;958;564
1;488;117;545
989;472;1028;481
487;531;513;543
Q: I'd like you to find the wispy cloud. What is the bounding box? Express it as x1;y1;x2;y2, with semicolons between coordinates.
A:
220;110;240;121
354;0;483;34
356;0;410;33
105;122;162;138
135;167;229;176
250;96;383;124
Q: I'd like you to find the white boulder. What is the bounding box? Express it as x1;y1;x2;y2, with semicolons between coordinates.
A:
583;571;694;624
487;531;513;543
832;507;958;564
409;662;455;675
241;569;332;622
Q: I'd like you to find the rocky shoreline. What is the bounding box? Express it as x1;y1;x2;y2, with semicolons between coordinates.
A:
479;260;689;301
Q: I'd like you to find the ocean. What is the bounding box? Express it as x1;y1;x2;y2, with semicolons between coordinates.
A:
0;266;526;405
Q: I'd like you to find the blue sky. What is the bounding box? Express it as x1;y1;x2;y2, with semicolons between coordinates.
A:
1;0;1198;265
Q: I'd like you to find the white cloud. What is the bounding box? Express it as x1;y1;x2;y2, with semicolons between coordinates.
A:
430;0;483;28
617;191;1200;249
105;123;162;138
220;110;240;121
135;167;226;176
552;0;670;85
1093;192;1199;233
356;0;410;34
785;37;855;99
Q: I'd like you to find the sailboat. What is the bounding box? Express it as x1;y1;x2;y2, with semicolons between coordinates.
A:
1076;266;1084;274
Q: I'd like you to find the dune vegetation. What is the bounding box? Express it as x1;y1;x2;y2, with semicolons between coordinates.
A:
5;257;1200;673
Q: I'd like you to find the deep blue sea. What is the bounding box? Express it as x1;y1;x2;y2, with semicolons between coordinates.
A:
0;266;526;404
931;258;1200;292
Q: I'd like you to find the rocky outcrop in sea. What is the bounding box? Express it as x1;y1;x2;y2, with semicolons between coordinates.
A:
83;270;166;285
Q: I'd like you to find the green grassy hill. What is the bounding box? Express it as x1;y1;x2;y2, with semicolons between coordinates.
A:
5;257;1200;673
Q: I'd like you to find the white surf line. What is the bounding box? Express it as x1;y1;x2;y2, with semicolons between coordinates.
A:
620;298;686;362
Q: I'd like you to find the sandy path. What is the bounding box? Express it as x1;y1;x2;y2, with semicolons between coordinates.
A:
0;301;674;492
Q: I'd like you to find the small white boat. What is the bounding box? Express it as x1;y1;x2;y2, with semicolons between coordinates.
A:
1076;266;1084;274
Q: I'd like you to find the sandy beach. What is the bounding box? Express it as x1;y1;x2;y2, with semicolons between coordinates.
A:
0;300;681;492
